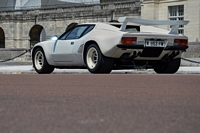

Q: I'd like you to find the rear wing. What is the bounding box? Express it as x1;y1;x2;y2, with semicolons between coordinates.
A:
118;17;189;34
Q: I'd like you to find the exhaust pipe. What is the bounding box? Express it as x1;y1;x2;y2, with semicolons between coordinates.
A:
161;51;180;62
129;51;141;59
169;51;180;60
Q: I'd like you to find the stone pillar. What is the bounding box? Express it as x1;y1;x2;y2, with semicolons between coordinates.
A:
5;22;14;48
14;22;23;48
141;0;159;20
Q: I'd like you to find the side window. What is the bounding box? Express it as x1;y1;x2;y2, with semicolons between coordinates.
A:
82;25;95;36
66;26;88;40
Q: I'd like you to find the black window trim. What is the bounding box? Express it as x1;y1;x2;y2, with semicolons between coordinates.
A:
58;24;95;40
79;25;95;38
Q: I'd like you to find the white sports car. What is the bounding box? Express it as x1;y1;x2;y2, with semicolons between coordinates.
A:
31;17;189;74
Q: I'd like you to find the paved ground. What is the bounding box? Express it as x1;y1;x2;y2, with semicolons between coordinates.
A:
0;74;200;133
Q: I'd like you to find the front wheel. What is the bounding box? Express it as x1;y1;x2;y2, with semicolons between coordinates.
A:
86;44;114;74
33;47;54;74
154;58;181;74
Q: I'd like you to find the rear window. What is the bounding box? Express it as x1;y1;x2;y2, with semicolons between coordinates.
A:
110;24;140;32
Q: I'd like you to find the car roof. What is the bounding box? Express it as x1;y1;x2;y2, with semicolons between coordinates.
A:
76;22;120;31
78;22;140;26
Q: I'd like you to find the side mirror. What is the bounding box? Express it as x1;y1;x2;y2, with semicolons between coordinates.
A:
51;35;58;41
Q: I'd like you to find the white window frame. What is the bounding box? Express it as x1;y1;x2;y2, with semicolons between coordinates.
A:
169;5;184;34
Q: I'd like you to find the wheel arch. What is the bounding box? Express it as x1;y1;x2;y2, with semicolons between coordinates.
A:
31;46;50;67
83;40;100;64
32;46;42;60
32;45;54;74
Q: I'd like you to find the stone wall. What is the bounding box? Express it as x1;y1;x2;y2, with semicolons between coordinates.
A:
181;43;200;66
0;1;141;49
0;1;141;61
183;43;200;58
0;48;29;61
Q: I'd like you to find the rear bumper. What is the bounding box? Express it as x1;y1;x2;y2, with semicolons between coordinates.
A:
117;44;188;51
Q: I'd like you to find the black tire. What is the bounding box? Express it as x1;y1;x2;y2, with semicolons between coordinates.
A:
33;47;54;74
154;58;181;74
85;44;114;74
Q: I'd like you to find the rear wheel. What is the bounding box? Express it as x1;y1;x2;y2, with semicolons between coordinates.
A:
86;44;114;74
154;58;181;74
33;47;54;74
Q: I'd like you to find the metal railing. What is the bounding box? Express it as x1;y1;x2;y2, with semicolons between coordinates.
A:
0;48;30;63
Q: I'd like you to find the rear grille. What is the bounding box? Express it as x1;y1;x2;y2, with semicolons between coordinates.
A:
140;47;163;57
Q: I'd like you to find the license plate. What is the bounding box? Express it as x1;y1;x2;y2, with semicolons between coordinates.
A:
145;40;165;47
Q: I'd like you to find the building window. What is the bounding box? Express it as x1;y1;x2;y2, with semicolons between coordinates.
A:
169;5;184;34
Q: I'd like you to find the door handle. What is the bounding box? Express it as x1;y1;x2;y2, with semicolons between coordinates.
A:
71;42;74;45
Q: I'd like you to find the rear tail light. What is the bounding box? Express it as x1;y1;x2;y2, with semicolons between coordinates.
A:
121;37;137;44
174;39;188;46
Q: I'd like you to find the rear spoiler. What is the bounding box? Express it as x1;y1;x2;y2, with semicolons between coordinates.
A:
118;17;189;34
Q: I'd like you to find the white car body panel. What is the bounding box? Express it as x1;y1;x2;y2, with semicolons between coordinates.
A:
86;28;122;57
33;40;55;65
52;40;74;62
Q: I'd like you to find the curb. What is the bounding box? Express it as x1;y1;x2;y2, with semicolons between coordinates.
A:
0;69;200;74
